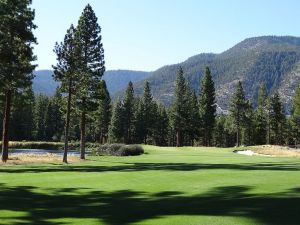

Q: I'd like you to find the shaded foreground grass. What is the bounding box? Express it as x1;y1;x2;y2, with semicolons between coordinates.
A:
1;146;300;225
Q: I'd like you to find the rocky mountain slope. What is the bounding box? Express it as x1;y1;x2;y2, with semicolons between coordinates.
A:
129;36;300;111
34;36;300;112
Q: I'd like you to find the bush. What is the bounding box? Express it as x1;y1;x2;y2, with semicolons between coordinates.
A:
92;144;144;156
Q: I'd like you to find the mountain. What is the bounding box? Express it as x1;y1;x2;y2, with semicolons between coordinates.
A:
103;70;151;94
34;36;300;112
127;36;300;112
33;70;58;95
33;70;152;96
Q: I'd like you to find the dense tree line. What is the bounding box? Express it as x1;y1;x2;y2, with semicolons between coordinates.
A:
4;65;300;150
5;65;298;148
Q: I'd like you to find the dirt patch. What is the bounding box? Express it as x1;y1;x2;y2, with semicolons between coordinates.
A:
249;145;300;158
0;153;80;165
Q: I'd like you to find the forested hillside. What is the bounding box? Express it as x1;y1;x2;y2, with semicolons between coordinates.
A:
129;36;300;111
103;70;152;94
33;36;300;112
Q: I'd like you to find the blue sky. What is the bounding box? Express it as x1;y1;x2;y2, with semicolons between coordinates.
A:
32;0;300;71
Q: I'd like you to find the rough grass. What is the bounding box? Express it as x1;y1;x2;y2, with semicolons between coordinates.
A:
0;145;300;225
250;145;300;157
0;153;79;165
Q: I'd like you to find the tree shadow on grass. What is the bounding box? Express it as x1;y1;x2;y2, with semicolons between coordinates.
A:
1;161;300;173
0;184;300;225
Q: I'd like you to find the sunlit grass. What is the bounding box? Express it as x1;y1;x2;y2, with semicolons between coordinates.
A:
0;145;300;225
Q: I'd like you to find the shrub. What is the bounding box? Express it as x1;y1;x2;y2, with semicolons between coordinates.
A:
92;144;144;156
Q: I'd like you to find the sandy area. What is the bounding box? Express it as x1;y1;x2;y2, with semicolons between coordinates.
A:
237;145;300;158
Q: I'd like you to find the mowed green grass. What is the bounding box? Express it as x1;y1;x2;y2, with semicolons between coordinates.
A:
1;146;300;225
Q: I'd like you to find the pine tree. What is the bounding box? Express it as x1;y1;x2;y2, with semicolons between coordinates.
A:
229;81;247;146
140;81;156;144
75;4;105;159
214;116;236;147
0;0;37;162
53;24;80;163
171;67;189;147
241;101;255;146
291;84;300;145
52;89;64;141
96;80;111;144
33;94;49;140
132;97;145;143
199;67;216;146
269;92;286;145
153;104;169;146
123;81;135;144
10;86;34;141
214;116;225;147
108;100;124;143
187;90;200;145
44;89;64;141
254;84;268;144
254;85;268;145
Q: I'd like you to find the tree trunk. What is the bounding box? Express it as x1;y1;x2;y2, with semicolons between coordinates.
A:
99;129;103;144
236;118;240;147
267;114;271;145
127;127;131;144
268;124;271;144
207;130;211;147
63;79;72;163
80;109;86;160
176;130;182;147
1;90;12;162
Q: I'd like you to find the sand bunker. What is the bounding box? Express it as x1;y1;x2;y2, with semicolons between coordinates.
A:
235;145;300;158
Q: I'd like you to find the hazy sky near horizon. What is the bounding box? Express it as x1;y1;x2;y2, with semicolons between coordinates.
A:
32;0;300;71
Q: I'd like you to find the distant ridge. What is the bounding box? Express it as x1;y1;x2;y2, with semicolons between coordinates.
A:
33;69;152;96
123;36;300;112
33;36;300;112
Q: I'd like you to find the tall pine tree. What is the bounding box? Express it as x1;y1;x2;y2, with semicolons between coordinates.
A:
132;97;145;143
108;100;124;143
199;67;216;146
33;94;49;140
75;4;105;159
254;84;268;144
44;89;63;141
229;81;247;146
153;104;169;146
53;24;80;163
123;81;135;144
186;90;200;145
171;67;189;147
96;80;111;144
0;0;37;162
140;81;156;144
241;101;255;146
269;92;285;145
